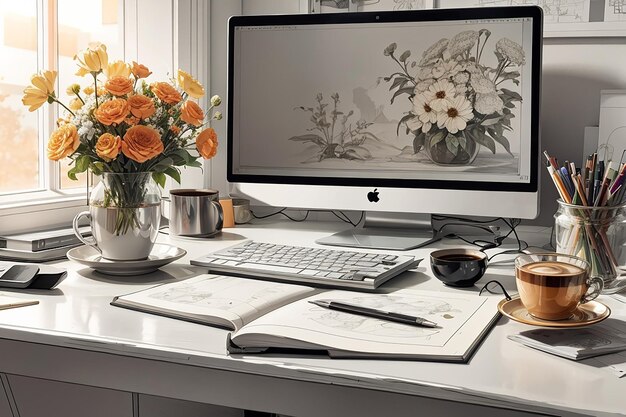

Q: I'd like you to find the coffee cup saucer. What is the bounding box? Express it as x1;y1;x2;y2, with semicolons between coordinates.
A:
67;244;186;276
498;297;611;327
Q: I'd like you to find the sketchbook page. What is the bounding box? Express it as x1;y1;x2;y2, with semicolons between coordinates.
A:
113;274;316;331
232;289;501;359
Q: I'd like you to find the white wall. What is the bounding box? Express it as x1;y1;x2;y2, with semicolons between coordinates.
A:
207;2;626;226
538;38;626;225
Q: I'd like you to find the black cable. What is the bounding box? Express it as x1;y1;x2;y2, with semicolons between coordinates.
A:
251;208;310;222
331;210;364;227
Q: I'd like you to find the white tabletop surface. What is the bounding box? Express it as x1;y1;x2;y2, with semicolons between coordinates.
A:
0;219;624;416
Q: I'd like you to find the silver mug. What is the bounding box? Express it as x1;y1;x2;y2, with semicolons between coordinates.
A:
168;189;224;237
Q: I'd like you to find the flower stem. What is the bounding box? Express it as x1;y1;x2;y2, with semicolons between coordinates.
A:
53;98;75;117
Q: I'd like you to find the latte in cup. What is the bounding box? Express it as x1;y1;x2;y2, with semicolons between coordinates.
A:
514;254;603;321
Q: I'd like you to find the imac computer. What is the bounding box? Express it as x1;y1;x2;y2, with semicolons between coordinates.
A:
228;6;542;250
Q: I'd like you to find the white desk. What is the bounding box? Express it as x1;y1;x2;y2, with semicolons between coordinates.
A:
0;220;624;417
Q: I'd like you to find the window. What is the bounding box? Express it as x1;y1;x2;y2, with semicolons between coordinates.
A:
0;0;124;195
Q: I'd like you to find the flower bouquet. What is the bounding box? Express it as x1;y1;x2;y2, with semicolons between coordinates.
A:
383;30;525;165
22;42;221;259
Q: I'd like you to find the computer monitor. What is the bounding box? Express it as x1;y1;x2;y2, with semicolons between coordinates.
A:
227;6;542;250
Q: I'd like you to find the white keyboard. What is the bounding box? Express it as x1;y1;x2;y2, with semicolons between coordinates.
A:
190;240;421;290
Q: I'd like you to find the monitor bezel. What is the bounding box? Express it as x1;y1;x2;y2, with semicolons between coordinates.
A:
227;6;543;193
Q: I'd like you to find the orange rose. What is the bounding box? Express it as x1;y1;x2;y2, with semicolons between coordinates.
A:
122;125;164;163
105;75;133;96
196;128;218;159
180;100;204;126
170;125;181;135
95;133;121;162
127;94;155;119
132;61;152;79
94;98;130;125
47;124;79;161
150;82;181;105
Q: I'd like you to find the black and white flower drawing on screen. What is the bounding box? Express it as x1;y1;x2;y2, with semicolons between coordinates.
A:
289;92;385;162
383;29;525;166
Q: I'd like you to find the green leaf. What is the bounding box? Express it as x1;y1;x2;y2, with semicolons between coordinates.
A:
90;162;104;176
467;127;496;154
390;87;414;104
75;155;91;173
500;88;522;101
446;134;459;156
413;131;426;153
458;133;467;150
67;167;78;181
429;130;446;147
389;76;409;91
164;167;181;184
486;128;513;156
481;117;501;126
187;160;203;168
152;172;166;188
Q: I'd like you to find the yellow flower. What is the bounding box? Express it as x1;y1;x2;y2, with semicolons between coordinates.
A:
22;70;57;112
69;98;83;111
104;60;131;78
83;85;94;95
177;69;204;99
66;83;80;96
47;124;79;161
74;42;108;76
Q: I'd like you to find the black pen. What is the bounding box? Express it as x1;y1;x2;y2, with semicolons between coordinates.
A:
309;299;438;328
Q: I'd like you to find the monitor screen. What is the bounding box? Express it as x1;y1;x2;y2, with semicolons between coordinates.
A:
228;7;542;222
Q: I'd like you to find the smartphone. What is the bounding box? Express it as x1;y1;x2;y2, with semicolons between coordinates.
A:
0;265;40;288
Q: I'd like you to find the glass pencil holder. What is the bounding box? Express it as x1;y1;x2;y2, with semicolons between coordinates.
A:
554;199;626;294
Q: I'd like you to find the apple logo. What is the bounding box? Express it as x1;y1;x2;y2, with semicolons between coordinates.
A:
367;188;380;203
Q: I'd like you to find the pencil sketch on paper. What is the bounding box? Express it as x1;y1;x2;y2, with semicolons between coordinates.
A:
303;294;474;345
147;276;297;312
606;0;626;21
440;0;590;23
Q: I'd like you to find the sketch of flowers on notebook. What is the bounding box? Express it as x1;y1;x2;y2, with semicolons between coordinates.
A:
382;29;525;166
289;92;384;162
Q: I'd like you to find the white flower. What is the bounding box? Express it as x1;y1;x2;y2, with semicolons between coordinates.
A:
496;38;525;65
437;95;473;134
470;76;496;94
417;67;433;81
432;59;461;80
427;79;456;112
414;78;435;94
413;92;437;132
447;30;479;58
474;93;504;115
419;38;449;66
453;71;469;85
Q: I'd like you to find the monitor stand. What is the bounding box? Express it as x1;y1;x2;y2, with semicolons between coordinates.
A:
316;212;439;251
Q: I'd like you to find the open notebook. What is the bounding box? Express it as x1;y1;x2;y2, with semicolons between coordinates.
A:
112;274;501;362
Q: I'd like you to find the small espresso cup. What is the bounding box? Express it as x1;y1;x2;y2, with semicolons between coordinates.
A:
168;189;223;237
430;248;488;287
514;253;603;320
